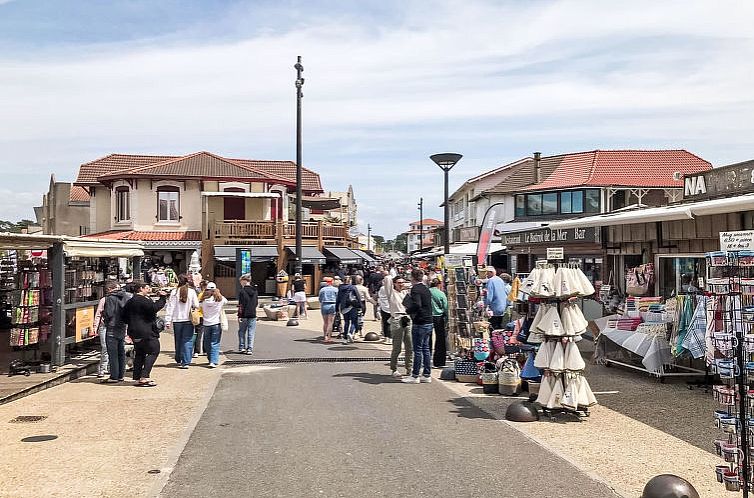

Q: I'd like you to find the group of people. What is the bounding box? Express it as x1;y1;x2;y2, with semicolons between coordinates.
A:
92;273;256;387
318;264;449;384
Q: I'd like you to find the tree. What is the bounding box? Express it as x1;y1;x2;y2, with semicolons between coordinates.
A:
371;235;385;251
393;233;407;253
0;219;36;233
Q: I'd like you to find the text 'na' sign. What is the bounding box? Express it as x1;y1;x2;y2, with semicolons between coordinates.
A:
720;231;754;251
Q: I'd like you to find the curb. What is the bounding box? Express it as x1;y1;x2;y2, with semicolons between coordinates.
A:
0;360;98;406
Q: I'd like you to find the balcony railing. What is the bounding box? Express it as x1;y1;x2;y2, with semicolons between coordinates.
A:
213;220;349;242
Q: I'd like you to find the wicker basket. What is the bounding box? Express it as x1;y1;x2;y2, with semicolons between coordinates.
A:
456;374;479;383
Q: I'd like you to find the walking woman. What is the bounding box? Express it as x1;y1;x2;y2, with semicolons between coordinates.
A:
164;274;199;368
199;282;227;368
123;281;167;387
93;281;118;378
193;281;208;358
318;277;338;342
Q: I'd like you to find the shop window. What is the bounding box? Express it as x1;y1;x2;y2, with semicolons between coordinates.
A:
560;191;572;214
157;186;180;222
526;194;542;216
658;256;706;298
585;189;601;213
542;193;558;215
115;187;130;222
515;195;525;217
571;191;584;213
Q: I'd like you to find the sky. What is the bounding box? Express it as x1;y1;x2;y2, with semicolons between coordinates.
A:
1;0;754;239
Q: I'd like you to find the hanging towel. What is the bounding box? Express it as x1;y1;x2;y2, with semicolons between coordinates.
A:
681;295;707;359
674;295;693;356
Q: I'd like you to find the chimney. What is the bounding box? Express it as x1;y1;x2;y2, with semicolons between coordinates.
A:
533;152;542;183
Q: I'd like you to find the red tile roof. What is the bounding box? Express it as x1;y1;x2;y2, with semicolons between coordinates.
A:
75;152;324;192
84;230;202;241
411;218;444;226
69;186;90;202
522;150;711;191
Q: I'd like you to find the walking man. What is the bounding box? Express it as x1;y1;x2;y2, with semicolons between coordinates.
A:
402;269;434;384
336;276;361;343
237;275;259;355
384;275;412;378
429;278;448;368
101;283;132;383
485;266;508;330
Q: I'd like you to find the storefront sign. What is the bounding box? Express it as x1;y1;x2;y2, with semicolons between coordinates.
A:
684;160;754;200
75;306;94;342
240;249;251;275
720;230;754;251
547;247;564;260
502;226;601;247
444;254;468;268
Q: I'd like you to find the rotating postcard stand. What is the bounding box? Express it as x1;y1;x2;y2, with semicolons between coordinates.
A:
524;261;598;420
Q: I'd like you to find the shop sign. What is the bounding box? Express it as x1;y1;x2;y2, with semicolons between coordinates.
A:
720;230;754;251
501;226;600;247
240;249;251;276
444;254;468;268
684;160;754;200
547;247;564;260
75;306;95;342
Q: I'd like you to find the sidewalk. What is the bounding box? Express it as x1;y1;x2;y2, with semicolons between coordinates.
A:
0;333;222;498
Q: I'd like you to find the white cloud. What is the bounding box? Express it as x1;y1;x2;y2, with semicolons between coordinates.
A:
1;0;754;236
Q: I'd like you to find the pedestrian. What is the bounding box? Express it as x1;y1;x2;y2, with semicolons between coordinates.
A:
402;268;434;384
378;282;391;344
123;281;167;387
367;267;384;320
384;275;412;378
199;282;227;368
318;277;338;343
484;267;508;330
429;278;448;368
237;274;258;355
499;272;513;323
93;281;118;378
291;274;308;319
353;275;373;337
100;282;132;383
336;276;361;343
332;275;342;287
193;280;207;358
164;274;199;369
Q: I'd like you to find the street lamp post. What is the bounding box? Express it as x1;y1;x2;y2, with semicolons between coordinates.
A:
367;223;372;251
430;153;462;255
294;56;305;275
418;197;424;251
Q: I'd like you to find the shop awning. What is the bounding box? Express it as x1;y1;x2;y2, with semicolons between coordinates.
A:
286;246;327;265
352;249;376;263
323;246;363;265
547;205;694;229
301;196;342;211
201;192;280;199
0;232;64;251
63;239;144;258
214;245;279;262
448;242;506;255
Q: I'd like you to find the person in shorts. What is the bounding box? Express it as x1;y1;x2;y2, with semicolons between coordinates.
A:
318;277;338;343
291;274;308;318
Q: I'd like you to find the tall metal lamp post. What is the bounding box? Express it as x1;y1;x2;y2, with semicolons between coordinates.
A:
367;223;372;251
430;153;462;255
418;197;424;251
294;56;305;275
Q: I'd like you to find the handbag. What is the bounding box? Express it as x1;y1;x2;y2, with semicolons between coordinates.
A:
626;263;655;296
220;309;229;332
190;307;201;326
152;317;165;334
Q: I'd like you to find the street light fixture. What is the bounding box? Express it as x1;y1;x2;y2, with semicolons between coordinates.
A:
294;56;305;275
430;153;462;255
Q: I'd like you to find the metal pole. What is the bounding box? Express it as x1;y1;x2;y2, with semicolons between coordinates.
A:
419;198;423;251
443;168;450;255
367;224;371;251
294;56;304;275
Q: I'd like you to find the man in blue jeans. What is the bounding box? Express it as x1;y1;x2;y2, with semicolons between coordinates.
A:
336;276;362;344
237;275;259;355
402;268;434;384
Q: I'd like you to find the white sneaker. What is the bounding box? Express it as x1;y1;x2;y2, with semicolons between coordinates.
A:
391;370;402;378
208;363;217;368
401;376;420;384
238;349;247;354
420;376;432;383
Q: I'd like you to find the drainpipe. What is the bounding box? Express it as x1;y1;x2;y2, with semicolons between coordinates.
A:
534;152;542;184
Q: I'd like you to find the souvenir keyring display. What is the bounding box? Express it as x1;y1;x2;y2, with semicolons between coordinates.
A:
708;250;754;496
523;262;598;419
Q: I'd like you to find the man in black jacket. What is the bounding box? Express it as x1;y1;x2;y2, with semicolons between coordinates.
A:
101;284;132;383
402;268;434;384
237;275;259;355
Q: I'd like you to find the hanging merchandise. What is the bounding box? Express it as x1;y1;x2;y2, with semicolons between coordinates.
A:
625;263;655;296
498;358;521;396
521;352;542;382
534;340;555;369
473;337;490;361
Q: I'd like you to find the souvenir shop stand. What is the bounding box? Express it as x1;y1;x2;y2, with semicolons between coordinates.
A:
708;251;754;495
0;234;143;370
445;259;478;354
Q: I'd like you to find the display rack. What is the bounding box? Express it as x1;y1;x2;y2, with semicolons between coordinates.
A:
446;266;478;354
708;251;752;495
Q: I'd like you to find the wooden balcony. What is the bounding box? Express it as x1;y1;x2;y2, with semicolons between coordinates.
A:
213;220;352;245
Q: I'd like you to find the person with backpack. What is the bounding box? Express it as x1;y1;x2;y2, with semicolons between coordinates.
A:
93;281;118;378
164;274;199;368
402;268;434;384
101;282;133;383
237;274;259;355
199;282;228;368
384;274;412;378
123;281;167;387
336;276;362;344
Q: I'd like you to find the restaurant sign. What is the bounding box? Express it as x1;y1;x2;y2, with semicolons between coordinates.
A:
502;226;601;247
684;160;754;200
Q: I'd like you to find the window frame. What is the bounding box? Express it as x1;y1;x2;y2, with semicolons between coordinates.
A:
115;186;130;222
156;186;181;222
585;189;601;213
526;194;542;216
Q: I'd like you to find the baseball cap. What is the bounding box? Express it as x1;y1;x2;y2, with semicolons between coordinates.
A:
486;266;496;273
206;282;217;290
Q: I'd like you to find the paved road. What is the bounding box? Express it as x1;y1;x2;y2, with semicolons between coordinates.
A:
161;320;615;498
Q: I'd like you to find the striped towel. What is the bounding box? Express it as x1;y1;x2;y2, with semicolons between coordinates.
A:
682;296;707;359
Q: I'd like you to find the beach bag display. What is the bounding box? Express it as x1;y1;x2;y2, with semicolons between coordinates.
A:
626;263;654;296
520;352;542;381
473;338;490;361
481;371;499;394
454;359;479;383
498;359;521;396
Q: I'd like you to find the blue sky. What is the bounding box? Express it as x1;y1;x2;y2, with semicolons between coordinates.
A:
1;0;754;238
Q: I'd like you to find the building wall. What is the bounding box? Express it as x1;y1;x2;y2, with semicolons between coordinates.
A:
38;182;90;236
92;186;111;234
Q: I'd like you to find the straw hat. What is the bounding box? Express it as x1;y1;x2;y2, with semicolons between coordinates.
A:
548;341;565;371
546;375;564;409
536;373;555;405
564;340;586;371
534;341;555;369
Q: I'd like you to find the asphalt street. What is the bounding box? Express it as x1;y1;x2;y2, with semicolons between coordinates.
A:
161;319;616;498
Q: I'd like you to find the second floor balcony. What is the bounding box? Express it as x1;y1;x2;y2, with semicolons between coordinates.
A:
212;220;353;246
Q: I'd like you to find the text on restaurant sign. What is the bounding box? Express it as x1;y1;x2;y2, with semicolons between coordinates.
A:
502;227;600;246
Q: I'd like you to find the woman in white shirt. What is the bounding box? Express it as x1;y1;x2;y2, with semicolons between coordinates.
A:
199;282;228;368
164;274;199;368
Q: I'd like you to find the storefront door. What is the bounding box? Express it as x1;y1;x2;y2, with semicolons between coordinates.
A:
223;188;246;220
